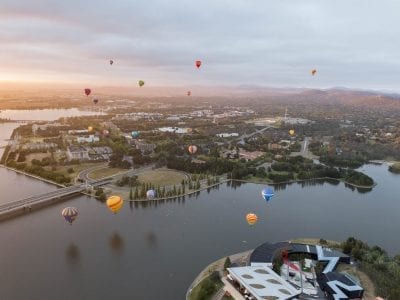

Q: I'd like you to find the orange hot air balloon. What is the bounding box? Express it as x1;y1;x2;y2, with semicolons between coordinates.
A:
195;60;202;69
311;69;317;76
106;195;123;214
88;126;93;132
289;129;295;135
188;145;197;154
246;213;258;226
84;88;91;96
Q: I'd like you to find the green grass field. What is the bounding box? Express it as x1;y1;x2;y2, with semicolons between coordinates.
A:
89;167;126;179
137;169;187;186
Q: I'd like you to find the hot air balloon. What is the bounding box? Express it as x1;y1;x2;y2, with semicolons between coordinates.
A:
110;59;114;65
246;213;258;226
289;129;295;136
262;187;274;201
131;131;140;138
93;98;99;104
61;207;78;225
311;69;317;76
106;195;123;214
138;80;145;87
88;126;93;132
188;145;197;154
84;88;91;96
146;189;156;199
195;60;202;69
187;91;191;96
103;129;109;136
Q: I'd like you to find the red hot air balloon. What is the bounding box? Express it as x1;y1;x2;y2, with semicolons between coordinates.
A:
195;60;202;69
84;88;91;96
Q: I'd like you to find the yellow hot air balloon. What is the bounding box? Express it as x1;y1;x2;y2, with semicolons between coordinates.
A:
289;129;295;135
88;126;93;132
246;213;258;226
106;195;123;214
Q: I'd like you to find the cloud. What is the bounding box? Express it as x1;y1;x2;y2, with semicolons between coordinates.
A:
0;0;400;90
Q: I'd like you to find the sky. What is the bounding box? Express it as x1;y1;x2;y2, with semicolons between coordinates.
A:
1;0;400;91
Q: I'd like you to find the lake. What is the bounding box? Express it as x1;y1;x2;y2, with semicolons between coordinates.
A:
0;162;399;299
0;108;105;121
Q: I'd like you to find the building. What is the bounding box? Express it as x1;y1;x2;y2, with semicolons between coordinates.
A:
216;133;239;138
32;123;64;135
22;142;58;150
227;265;300;300
66;146;89;161
239;150;264;161
77;135;100;143
90;147;113;160
133;139;156;153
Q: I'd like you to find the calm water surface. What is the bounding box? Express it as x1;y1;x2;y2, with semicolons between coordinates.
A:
0;163;399;299
0;108;105;121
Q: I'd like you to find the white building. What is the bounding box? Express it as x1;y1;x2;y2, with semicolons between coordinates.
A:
216;133;239;138
227;266;301;300
77;135;100;143
66;146;89;161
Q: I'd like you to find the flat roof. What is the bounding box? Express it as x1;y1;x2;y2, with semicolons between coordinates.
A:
227;266;300;300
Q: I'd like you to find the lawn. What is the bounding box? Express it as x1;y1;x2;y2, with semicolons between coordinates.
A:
137;169;187;186
26;153;50;164
56;163;100;178
189;273;223;300
89;167;127;179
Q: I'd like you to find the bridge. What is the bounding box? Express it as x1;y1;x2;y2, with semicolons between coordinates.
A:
0;178;112;219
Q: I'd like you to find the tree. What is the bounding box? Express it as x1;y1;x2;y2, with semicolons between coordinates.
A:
224;256;231;270
129;186;133;200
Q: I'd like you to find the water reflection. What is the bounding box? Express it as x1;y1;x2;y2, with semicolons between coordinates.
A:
65;243;81;266
109;232;125;256
145;231;158;249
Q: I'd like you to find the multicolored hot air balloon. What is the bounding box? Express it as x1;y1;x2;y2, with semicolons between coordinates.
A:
93;98;99;105
138;80;145;87
131;131;140;138
188;145;197;154
61;207;78;225
110;59;114;65
246;213;258;226
102;129;109;136
146;189;156;199
195;60;202;69
84;88;91;96
262;187;274;202
311;69;317;76
187;91;191;96
106;195;123;214
88;126;93;132
289;129;295;136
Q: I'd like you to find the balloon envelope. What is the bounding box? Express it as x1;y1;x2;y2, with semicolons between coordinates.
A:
262;187;274;201
110;59;114;65
138;80;145;87
61;207;78;225
131;131;140;138
311;69;317;76
246;213;258;226
187;91;191;96
93;98;99;104
84;88;91;96
195;60;202;68
188;145;197;154
146;190;156;199
289;129;295;135
88;126;93;132
106;195;123;214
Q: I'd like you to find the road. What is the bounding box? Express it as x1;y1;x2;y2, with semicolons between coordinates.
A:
236;125;275;144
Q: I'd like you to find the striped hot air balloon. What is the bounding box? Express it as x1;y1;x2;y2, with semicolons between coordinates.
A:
61;207;78;225
188;145;197;154
246;213;258;226
106;196;123;214
146;190;156;199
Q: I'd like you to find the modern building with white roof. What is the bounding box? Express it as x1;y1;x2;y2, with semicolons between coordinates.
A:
227;266;301;300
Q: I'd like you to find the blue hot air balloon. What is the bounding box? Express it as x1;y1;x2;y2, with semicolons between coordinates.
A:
261;187;274;201
131;131;140;138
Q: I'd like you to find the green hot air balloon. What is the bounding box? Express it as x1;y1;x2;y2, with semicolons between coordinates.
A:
138;80;145;87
